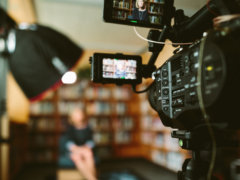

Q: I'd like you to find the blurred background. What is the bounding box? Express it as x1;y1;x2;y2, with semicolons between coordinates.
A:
1;0;206;180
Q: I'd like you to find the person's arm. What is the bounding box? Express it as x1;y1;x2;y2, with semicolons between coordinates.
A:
66;141;77;151
68;126;95;153
132;8;138;20
84;126;95;149
70;147;97;180
64;126;78;152
85;140;95;149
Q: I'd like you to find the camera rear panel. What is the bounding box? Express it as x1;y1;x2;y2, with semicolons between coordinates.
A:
149;38;230;129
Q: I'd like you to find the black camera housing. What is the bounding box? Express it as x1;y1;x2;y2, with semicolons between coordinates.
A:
90;53;142;85
148;20;240;130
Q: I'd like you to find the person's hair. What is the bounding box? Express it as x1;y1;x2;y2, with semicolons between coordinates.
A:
135;0;146;9
0;7;17;30
68;107;86;125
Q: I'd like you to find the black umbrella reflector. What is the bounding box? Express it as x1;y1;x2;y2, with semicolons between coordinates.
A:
8;25;83;102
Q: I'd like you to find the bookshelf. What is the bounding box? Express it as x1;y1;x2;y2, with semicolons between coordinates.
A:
27;78;190;172
10;122;28;180
148;0;164;24
27;80;141;163
27;91;58;163
113;0;133;20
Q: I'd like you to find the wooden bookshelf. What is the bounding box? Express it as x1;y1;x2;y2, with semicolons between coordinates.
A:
10;122;28;180
26;80;142;163
26;78;190;172
112;0;133;20
27;91;58;164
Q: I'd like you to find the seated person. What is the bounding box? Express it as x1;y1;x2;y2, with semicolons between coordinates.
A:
132;0;149;22
58;108;97;179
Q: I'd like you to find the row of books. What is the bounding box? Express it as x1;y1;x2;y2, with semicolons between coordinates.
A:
85;86;131;100
148;4;164;14
30;101;129;116
58;101;84;115
59;80;131;100
89;116;134;130
149;15;162;24
28;135;56;147
58;80;88;99
113;117;134;130
141;132;180;150
94;131;133;145
151;150;184;172
113;10;129;20
28;118;56;131
86;102;127;115
84;87;112;100
26;150;55;163
113;0;130;9
59;117;135;133
93;132;111;144
88;117;111;130
112;87;131;100
141;132;153;145
30;102;55;115
115;131;132;144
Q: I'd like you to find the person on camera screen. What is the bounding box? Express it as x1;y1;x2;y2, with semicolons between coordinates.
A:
132;0;149;22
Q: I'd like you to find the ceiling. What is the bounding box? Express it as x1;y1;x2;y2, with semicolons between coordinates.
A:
33;0;207;54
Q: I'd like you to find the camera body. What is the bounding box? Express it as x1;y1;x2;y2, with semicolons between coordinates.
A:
149;21;240;130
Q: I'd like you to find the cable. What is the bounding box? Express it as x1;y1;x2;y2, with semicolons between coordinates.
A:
133;26;193;46
213;14;240;27
132;83;153;94
196;35;216;180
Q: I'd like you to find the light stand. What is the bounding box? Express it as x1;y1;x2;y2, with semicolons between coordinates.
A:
0;55;10;180
0;8;83;180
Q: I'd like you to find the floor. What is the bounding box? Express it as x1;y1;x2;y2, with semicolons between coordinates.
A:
16;158;177;180
97;158;177;180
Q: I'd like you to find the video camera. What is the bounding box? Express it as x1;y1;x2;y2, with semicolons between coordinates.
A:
90;0;240;179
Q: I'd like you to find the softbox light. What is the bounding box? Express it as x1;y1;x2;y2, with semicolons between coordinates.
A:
8;24;83;102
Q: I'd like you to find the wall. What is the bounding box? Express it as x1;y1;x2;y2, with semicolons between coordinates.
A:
141;40;176;67
7;0;37;124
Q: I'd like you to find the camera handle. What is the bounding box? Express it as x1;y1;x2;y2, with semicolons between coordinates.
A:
132;26;169;93
141;25;169;79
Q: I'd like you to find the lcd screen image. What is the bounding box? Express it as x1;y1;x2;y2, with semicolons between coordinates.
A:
103;58;137;79
111;0;165;25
